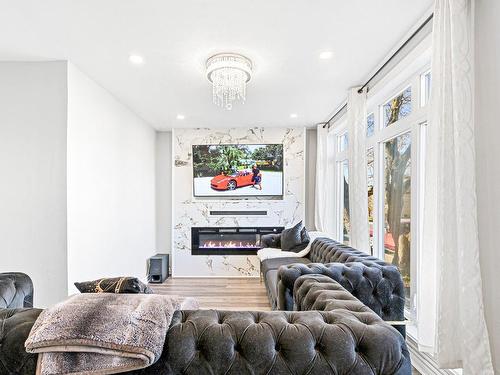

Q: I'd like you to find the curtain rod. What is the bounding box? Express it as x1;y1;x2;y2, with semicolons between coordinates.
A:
322;13;434;129
356;13;434;94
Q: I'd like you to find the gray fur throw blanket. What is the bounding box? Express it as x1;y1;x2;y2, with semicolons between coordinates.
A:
25;293;199;375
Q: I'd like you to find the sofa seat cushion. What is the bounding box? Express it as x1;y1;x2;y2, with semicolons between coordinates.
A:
0;308;42;375
257;248;307;262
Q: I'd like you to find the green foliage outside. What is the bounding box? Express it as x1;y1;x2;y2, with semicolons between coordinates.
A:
193;144;283;177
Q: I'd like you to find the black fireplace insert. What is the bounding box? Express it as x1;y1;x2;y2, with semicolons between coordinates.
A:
191;227;284;255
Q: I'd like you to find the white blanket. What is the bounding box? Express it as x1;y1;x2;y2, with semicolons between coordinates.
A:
257;231;330;261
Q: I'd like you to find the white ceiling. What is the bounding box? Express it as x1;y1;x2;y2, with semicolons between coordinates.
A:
0;0;432;130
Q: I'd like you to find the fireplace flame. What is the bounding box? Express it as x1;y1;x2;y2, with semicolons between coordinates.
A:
200;240;259;248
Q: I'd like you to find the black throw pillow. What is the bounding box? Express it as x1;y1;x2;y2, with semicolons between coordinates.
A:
261;233;281;248
281;221;304;251
288;227;310;252
74;277;153;294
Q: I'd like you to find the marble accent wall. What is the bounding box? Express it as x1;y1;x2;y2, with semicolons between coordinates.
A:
172;127;305;277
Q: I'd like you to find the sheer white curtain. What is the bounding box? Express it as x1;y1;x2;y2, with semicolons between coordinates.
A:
314;124;336;236
346;88;369;253
419;0;494;372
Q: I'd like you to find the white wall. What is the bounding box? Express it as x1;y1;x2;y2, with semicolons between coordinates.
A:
305;128;317;230
155;131;172;264
475;1;500;371
0;62;68;307
66;63;156;292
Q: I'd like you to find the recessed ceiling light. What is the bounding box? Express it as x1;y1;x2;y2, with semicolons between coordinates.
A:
176;114;185;120
290;113;298;119
129;54;144;65
319;51;334;60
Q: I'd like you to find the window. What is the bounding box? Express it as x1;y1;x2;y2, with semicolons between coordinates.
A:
327;37;430;335
338;132;348;152
366;113;375;137
367;148;375;254
383;87;412;127
383;133;412;301
364;64;429;314
421;71;431;106
341;160;350;244
334;128;350;245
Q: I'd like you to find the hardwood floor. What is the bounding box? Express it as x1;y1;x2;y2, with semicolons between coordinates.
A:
149;277;271;311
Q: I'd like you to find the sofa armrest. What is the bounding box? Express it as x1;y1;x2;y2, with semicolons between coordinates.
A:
0;308;42;374
277;262;405;322
151;309;411;375
0;273;34;308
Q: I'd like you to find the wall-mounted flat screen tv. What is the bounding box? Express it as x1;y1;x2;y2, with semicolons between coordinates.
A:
192;144;284;197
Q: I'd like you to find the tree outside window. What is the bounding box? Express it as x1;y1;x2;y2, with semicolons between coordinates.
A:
342;160;350;244
383;87;412;127
367;148;375;254
384;132;412;302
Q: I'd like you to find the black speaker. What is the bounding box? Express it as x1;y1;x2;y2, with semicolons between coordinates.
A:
147;254;169;283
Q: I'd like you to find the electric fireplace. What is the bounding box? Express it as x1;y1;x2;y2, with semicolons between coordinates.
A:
191;227;284;255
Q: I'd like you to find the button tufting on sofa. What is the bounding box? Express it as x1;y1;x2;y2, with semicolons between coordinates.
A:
270;239;406;337
150;308;412;374
3;236;412;375
0;273;33;308
0;308;42;374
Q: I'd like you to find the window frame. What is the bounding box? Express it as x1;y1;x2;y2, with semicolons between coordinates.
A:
325;30;432;342
366;147;375;254
420;69;432;107
366;62;430;320
380;85;413;129
331;121;349;242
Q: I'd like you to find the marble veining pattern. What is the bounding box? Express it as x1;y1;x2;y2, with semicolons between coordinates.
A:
172;127;305;277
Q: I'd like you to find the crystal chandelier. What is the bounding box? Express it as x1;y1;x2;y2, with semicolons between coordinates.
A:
206;53;252;110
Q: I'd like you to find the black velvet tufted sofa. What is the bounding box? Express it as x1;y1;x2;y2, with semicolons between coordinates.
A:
0;273;42;375
141;308;411;374
0;271;411;374
260;237;406;336
0;272;34;308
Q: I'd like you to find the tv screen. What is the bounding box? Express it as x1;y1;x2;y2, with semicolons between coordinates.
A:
192;144;284;197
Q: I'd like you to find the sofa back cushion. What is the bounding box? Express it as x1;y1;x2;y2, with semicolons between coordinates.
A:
158;309;411;374
308;237;385;265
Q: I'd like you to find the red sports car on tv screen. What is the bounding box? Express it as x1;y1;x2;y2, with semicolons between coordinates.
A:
210;170;254;190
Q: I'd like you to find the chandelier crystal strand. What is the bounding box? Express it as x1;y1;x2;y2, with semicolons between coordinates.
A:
206;54;252;110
